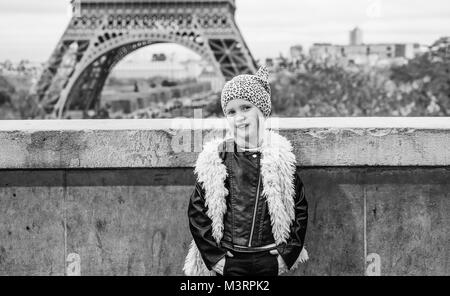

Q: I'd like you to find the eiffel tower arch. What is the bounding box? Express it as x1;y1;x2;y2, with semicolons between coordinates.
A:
34;0;257;118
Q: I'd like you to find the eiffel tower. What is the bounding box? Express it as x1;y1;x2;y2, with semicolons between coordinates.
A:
34;0;257;118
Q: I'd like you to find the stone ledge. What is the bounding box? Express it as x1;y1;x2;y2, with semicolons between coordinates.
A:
0;118;449;168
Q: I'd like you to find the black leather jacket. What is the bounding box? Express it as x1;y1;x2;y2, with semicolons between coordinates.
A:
188;139;308;270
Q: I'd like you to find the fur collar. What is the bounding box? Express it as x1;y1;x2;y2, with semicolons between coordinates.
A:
183;130;305;276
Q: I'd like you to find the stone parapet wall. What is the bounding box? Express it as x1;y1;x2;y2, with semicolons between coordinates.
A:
1;117;449;168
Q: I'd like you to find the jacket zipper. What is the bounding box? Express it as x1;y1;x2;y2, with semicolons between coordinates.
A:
248;172;261;247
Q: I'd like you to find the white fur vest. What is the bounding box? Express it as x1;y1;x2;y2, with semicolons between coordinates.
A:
183;130;308;276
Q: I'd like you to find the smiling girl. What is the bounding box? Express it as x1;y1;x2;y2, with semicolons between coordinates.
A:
184;67;308;276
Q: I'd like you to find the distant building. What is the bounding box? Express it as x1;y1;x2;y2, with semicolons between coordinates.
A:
197;68;224;92
112;57;206;80
264;55;289;71
152;53;167;62
265;58;274;68
349;27;363;46
310;28;424;65
429;36;450;59
290;45;304;63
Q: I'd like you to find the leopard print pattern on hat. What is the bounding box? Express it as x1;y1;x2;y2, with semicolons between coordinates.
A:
221;67;272;117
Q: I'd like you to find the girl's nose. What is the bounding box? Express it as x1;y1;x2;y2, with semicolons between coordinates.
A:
235;113;245;122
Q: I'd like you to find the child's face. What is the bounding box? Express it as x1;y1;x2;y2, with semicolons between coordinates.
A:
224;99;266;147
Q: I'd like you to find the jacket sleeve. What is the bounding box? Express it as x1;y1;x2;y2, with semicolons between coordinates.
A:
188;181;227;270
276;172;308;269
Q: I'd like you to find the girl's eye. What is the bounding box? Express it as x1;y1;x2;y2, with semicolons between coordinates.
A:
242;105;251;111
227;110;235;115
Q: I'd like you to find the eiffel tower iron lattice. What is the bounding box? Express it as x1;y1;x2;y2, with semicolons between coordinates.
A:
34;0;257;118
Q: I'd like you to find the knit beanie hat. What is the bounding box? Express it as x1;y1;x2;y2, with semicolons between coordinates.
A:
221;66;272;117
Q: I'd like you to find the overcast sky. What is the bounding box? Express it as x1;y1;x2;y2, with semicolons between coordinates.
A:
0;0;449;62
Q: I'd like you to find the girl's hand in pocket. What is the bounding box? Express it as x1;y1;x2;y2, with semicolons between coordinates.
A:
269;249;288;275
212;251;233;275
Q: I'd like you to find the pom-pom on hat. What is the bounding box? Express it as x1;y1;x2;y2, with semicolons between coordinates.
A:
221;66;272;117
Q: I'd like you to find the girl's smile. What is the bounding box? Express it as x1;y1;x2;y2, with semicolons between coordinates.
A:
236;123;249;129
